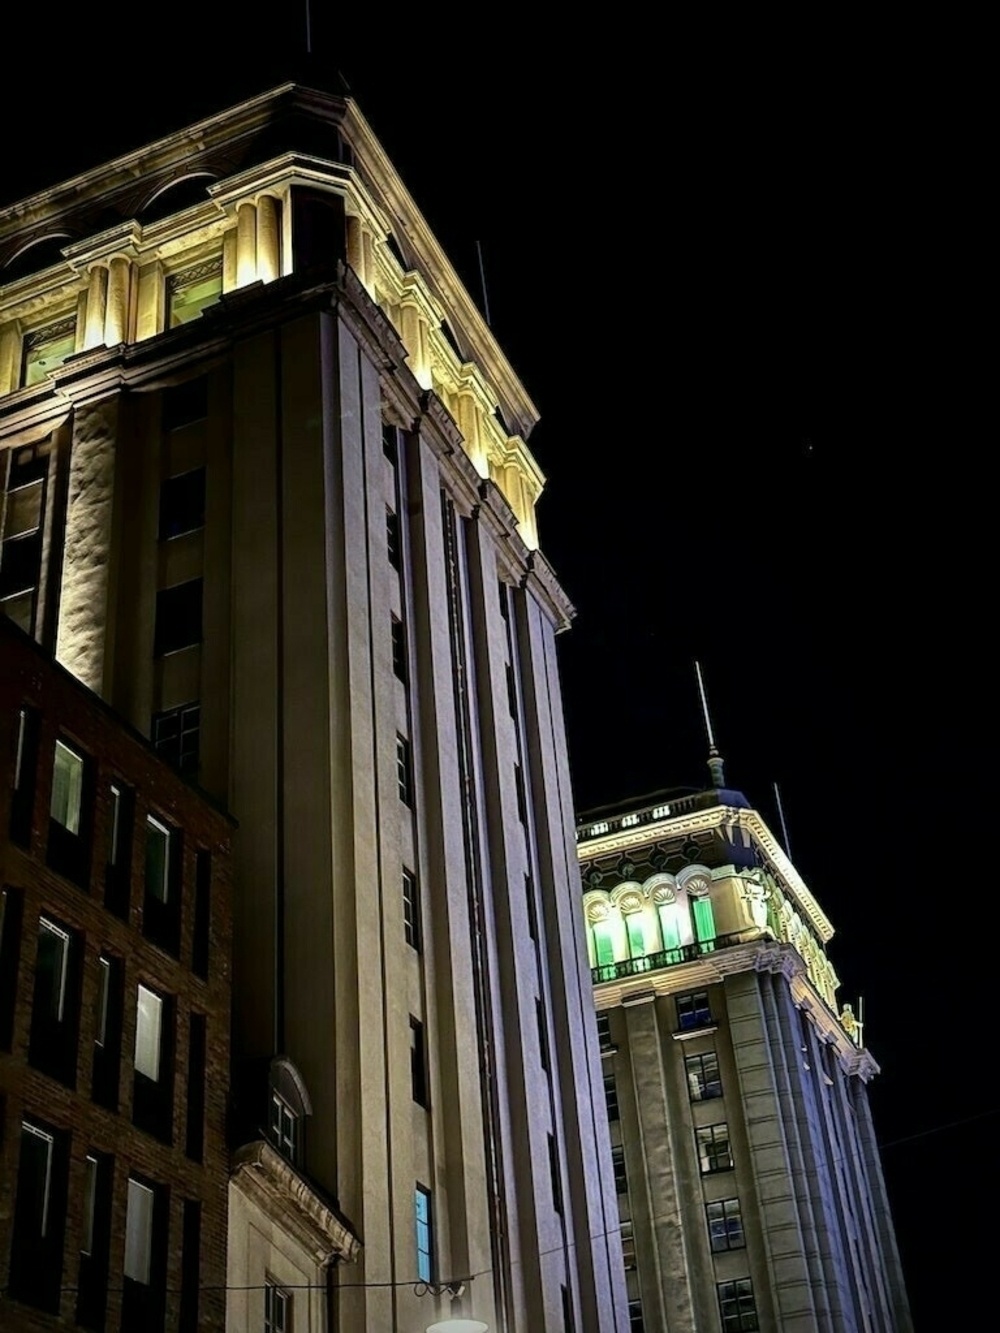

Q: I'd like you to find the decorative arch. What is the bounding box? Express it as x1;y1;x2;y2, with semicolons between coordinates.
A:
268;1055;312;1166
2;232;73;281
678;864;716;951
139;172;217;222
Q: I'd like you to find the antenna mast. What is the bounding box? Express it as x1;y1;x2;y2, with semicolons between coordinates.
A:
773;781;792;856
694;660;726;789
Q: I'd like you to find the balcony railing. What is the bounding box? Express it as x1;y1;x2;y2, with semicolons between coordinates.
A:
591;932;749;984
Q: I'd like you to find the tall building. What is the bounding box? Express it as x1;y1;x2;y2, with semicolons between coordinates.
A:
0;82;627;1331
576;771;913;1333
0;613;234;1332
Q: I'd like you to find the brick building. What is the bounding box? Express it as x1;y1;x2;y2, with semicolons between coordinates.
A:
0;613;234;1332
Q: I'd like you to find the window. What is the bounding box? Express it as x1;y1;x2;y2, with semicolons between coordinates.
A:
603;1072;620;1122
9;704;39;844
154;578;203;656
391;614;408;681
707;1198;746;1252
105;781;134;916
0;885;22;1049
591;920;615;968
386;506;400;570
92;954;123;1110
123;1176;167;1331
21;315;76;386
624;910;646;960
402;867;421;950
548;1134;563;1215
144;815;180;955
77;1151;113;1330
382;419;399;463
265;1281;291;1333
676;990;712;1031
685;1050;722;1101
9;1118;69;1311
691;891;717;951
162;376;208;430
717;1278;759;1331
696;1123;733;1175
269;1090;299;1163
514;762;527;824
611;1145;628;1194
152;701;200;774
134;983;173;1142
81;1154;98;1255
168;258;223;327
525;872;539;943
186;1014;206;1161
505;661;517;717
396;734;412;805
1;448;47;631
596;1011;613;1052
621;1218;636;1269
159;468;206;540
561;1284;576;1333
415;1185;433;1283
47;738;91;884
30;916;80;1084
628;1299;645;1332
410;1016;429;1108
658;900;683;956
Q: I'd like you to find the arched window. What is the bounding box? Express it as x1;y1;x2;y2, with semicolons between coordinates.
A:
657;901;683;960
591;920;615;968
267;1056;312;1168
624;910;646;960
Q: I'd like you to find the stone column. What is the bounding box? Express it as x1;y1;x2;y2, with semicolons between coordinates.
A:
136;262;165;341
236;201;257;288
256;196;280;283
222;228;238;293
399;303;431;388
83;265;109;349
103;255;131;345
0;321;20;394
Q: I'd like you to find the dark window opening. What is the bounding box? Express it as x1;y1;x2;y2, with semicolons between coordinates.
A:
604;1072;620;1122
386;506;401;571
29;914;81;1086
382;420;399;463
612;1145;628;1195
391;614;408;682
152;701;200;775
104;781;134;918
179;1200;201;1333
402;867;421;951
718;1278;759;1332
410;1016;429;1108
676;990;713;1031
159;468;206;540
536;998;550;1073
122;1175;169;1333
685;1049;722;1101
9;705;40;846
396;734;412;806
143;815;181;957
76;1151;113;1330
548;1133;562;1215
8;1118;69;1312
154;579;203;657
91;953;123;1111
162;377;208;431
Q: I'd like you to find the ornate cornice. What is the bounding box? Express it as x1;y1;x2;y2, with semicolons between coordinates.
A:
231;1140;360;1267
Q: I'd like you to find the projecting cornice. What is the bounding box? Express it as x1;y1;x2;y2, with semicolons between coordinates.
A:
231;1140;360;1267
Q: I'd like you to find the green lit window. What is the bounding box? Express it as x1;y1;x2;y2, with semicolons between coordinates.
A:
692;893;716;950
625;912;646;959
21;316;76;387
50;740;84;834
168;258;223;327
592;921;614;967
658;901;682;955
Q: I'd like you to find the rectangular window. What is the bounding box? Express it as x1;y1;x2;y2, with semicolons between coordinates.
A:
9;1118;69;1312
382;419;399;464
514;763;527;824
76;1150;113;1329
596;1011;613;1052
685;1049;722;1101
707;1197;746;1252
21;315;76;387
621;1218;636;1270
95;955;111;1047
186;1014;206;1161
265;1281;291;1333
611;1144;628;1195
562;1284;576;1333
396;734;412;805
525;872;539;943
402;867;421;950
386;506;400;570
124;1177;155;1283
192;850;211;979
159;468;206;540
0;885;23;1049
92;954;123;1110
268;1091;299;1163
162;376;208;431
135;984;163;1081
604;1072;620;1122
391;614;408;682
410;1016;429;1108
144;815;181;955
168;259;223;328
548;1133;563;1215
1;448;48;632
30;915;80;1084
717;1278;759;1332
415;1185;433;1283
105;781;134;917
505;661;517;718
145;818;170;902
9;704;39;844
696;1123;734;1175
536;997;550;1073
154;578;203;656
628;1299;645;1332
81;1154;98;1256
152;701;201;774
50;739;84;833
676;990;712;1031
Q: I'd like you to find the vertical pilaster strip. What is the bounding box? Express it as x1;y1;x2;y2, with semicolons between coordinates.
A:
83;265;108;349
256;196;280;284
236;202;257;288
103;255;131;345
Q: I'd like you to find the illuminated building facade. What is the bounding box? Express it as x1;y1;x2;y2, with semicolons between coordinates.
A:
0;83;626;1331
0;613;234;1332
577;781;913;1333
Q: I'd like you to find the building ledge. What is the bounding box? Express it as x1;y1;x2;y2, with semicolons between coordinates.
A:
231;1140;360;1267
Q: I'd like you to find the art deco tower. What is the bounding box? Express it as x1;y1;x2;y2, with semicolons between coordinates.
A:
0;83;627;1332
576;768;912;1333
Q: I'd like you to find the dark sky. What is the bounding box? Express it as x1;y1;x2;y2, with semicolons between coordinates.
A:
1;11;988;1326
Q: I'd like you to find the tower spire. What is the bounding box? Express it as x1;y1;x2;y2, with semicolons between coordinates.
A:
694;660;726;789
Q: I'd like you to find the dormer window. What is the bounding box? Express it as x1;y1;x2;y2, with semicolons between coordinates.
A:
268;1091;298;1162
266;1056;312;1169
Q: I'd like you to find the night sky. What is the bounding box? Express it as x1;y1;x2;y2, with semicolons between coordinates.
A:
1;12;988;1326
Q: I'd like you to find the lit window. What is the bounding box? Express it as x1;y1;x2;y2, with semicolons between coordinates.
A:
676;991;712;1031
415;1185;433;1283
145;816;171;904
717;1278;759;1331
36;918;69;1022
685;1050;722;1101
135;984;163;1081
591;920;615;968
691;891;717;950
168;258;223;327
21;316;76;386
707;1198;746;1252
20;1121;54;1237
269;1091;298;1162
620;812;640;828
265;1281;291;1333
124;1178;154;1283
696;1123;733;1175
50;740;84;834
624;910;646;959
